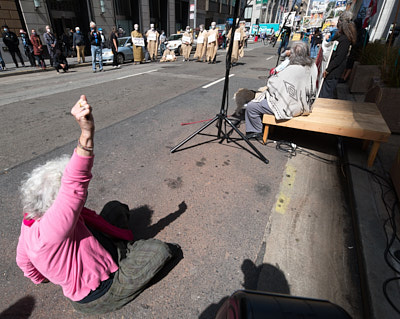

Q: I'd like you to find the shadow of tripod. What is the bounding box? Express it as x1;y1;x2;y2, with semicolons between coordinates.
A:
170;0;269;165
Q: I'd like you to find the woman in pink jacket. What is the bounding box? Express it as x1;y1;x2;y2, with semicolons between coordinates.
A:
16;95;174;314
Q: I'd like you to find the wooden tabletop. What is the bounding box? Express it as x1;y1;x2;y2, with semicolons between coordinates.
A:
262;98;391;142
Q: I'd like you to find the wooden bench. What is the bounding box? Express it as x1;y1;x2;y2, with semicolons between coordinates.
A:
262;98;391;167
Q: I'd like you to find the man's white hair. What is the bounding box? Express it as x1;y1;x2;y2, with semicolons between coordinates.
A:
20;155;70;220
90;21;96;27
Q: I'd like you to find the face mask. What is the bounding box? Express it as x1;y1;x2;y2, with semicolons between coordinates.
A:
46;29;50;32
212;25;215;30
4;28;8;32
76;30;80;33
32;32;36;35
186;29;190;32
134;26;138;31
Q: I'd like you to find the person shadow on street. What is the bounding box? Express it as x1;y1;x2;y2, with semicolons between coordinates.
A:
199;259;290;319
0;295;35;319
99;200;187;288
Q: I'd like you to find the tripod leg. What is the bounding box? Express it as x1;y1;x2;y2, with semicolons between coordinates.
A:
224;117;269;164
170;115;220;153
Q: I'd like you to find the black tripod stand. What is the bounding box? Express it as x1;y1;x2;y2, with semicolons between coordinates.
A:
170;0;269;164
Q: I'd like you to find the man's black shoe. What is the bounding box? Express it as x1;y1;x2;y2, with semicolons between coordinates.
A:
229;117;241;127
246;132;263;140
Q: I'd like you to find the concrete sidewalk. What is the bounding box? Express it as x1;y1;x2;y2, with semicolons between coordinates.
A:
253;82;400;318
0;55;93;78
337;84;400;319
0;41;266;78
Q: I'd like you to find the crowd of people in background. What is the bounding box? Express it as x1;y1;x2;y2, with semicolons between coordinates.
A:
1;9;362;95
1;20;250;72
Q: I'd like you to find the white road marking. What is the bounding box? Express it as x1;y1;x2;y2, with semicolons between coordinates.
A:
117;69;158;80
266;56;274;61
202;74;235;89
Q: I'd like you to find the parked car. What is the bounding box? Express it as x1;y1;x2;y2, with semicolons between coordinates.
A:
102;37;134;64
165;33;197;55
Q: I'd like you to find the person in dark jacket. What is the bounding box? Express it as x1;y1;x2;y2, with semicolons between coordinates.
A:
73;27;86;63
54;48;69;73
43;25;57;67
320;11;356;99
278;26;291;56
0;49;6;70
88;21;103;72
61;29;72;58
20;29;36;67
30;29;46;69
2;25;25;67
310;29;322;59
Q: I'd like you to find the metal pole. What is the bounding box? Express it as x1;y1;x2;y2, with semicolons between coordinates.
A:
305;0;311;17
194;0;197;29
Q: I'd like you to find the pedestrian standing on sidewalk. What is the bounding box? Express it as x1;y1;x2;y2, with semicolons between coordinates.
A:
2;25;25;68
131;24;144;65
30;29;46;69
16;95;176;315
181;26;192;62
89;21;103;73
319;11;356;99
73;27;85;63
206;22;218;63
277;26;291;56
43;26;57;67
20;29;36;67
227;21;246;66
98;28;107;49
109;27;120;68
0;49;6;70
61;29;71;58
146;24;159;61
159;30;167;56
194;24;207;62
310;29;322;59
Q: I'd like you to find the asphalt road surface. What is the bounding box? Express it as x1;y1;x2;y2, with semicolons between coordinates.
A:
0;43;362;318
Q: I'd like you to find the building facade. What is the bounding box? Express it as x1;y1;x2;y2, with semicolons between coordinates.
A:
1;0;239;40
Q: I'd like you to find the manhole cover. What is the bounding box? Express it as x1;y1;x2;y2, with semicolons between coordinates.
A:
251;67;268;71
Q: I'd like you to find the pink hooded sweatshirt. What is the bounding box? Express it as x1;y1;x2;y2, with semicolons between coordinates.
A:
16;150;133;301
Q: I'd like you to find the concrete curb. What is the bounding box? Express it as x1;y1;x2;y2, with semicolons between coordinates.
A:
343;139;400;319
337;84;400;318
0;61;92;78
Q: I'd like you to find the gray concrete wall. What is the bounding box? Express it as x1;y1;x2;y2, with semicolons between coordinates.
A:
19;0;52;36
169;0;176;35
141;0;151;33
91;0;116;31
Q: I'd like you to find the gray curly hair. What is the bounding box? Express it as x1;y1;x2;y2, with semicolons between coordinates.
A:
20;155;70;220
338;11;357;44
289;41;313;67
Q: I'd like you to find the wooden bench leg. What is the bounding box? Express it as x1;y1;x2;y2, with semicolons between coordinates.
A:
362;140;370;151
367;141;380;167
263;125;270;145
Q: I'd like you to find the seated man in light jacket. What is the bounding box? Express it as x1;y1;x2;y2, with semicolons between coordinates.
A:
244;41;318;139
